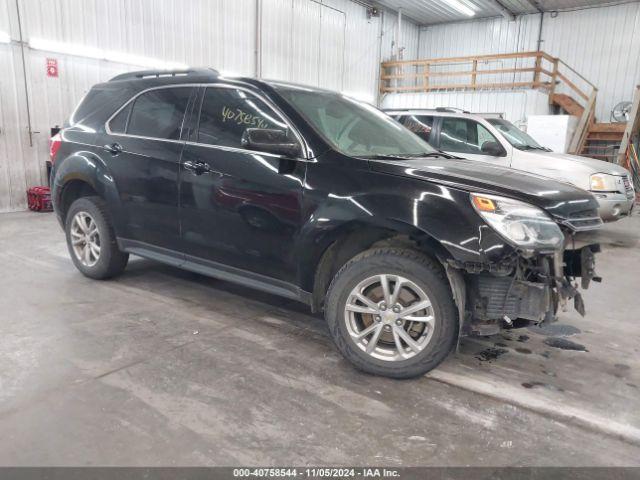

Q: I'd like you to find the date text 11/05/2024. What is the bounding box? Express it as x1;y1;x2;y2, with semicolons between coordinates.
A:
232;468;400;478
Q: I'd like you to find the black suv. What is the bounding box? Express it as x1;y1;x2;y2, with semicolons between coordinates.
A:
51;68;602;378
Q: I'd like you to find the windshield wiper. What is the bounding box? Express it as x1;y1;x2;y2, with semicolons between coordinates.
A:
518;145;549;151
411;152;463;159
361;152;461;160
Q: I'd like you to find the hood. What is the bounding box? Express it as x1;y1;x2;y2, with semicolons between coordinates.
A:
540;152;629;175
369;156;600;221
512;150;631;190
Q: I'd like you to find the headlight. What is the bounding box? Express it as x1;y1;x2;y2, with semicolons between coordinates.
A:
470;193;564;250
590;173;616;191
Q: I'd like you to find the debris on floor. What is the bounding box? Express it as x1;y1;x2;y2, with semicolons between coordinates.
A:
543;337;588;352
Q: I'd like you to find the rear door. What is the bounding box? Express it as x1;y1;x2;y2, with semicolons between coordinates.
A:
101;86;195;253
178;85;307;284
435;117;511;167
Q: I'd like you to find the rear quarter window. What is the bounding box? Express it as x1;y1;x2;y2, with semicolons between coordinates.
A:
69;87;129;128
126;87;192;140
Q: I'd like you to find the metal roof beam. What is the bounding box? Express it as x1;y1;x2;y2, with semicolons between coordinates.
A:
524;0;544;13
484;0;516;20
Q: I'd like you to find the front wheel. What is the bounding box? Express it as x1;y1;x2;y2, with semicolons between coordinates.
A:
65;196;129;279
325;248;458;379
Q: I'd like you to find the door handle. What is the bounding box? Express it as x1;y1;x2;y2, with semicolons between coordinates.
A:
104;142;123;155
183;160;212;175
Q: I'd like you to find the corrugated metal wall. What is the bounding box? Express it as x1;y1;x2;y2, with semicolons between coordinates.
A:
413;3;640;122
541;2;640;122
380;9;420;61
418;14;540;57
0;0;394;212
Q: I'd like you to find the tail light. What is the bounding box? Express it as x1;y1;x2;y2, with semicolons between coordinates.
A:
49;132;62;165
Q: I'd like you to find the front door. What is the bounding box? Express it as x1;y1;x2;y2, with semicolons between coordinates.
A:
100;86;195;251
437;117;511;167
179;85;306;284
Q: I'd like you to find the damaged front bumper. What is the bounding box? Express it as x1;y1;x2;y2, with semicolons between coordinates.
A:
445;232;601;337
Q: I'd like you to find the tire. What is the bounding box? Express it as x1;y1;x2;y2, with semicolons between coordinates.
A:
64;196;129;279
325;248;458;379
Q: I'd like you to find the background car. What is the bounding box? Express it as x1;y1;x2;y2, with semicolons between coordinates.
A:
387;108;635;222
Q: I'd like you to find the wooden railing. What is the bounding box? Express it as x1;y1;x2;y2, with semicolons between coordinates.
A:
380;51;594;98
380;51;598;155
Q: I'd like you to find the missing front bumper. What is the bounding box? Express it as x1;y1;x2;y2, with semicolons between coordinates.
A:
452;244;600;336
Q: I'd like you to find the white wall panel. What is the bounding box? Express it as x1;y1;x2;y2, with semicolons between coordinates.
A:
0;43;32;212
318;5;346;91
418;15;540;58
337;0;381;102
381;9;420;61
541;2;640;121
290;0;322;85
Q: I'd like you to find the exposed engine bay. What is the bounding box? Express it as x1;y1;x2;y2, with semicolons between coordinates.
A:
444;228;601;337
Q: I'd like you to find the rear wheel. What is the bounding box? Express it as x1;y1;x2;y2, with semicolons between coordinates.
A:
65;196;128;279
325;248;458;378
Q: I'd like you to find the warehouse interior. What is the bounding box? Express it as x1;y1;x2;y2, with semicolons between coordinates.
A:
0;0;639;473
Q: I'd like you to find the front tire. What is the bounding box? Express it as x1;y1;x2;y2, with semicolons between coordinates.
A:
325;248;458;379
65;196;128;279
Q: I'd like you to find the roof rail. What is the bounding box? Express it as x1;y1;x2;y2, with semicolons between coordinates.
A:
109;68;219;82
435;107;470;114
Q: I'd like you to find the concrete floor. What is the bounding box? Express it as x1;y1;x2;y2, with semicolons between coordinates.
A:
0;210;639;466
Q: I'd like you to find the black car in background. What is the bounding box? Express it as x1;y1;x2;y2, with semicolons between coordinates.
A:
50;69;602;378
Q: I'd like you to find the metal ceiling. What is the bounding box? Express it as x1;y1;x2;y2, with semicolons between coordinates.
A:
374;0;640;25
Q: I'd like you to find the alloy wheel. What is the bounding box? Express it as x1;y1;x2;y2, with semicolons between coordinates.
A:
344;274;436;361
70;212;101;267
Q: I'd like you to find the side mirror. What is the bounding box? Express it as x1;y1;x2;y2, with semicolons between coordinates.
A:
241;128;302;158
481;140;506;157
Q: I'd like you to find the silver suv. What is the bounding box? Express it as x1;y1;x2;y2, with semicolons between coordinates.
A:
386;108;635;222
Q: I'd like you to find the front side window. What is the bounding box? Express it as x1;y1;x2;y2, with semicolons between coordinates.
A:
197;87;292;148
125;87;192;140
400;115;435;144
439;118;501;155
274;86;437;158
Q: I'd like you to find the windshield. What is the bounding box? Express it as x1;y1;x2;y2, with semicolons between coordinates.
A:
487;118;550;151
274;85;438;158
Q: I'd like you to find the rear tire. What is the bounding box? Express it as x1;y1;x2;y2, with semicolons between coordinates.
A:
325;248;458;379
65;196;128;279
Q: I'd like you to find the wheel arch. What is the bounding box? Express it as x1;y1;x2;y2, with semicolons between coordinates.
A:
58;179;100;224
304;219;454;313
52;152;123;230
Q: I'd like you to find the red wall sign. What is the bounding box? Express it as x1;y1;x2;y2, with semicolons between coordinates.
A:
46;58;58;78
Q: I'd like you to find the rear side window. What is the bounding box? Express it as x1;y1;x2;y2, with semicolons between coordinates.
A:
400;115;435;144
125;87;192;140
197;87;290;148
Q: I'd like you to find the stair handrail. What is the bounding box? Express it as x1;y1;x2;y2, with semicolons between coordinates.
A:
569;90;597;155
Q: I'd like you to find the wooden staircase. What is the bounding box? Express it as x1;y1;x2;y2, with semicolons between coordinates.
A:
580;123;626;161
551;93;584;117
551;94;625;162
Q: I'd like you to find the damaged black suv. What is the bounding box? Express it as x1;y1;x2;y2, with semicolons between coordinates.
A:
51;68;602;378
